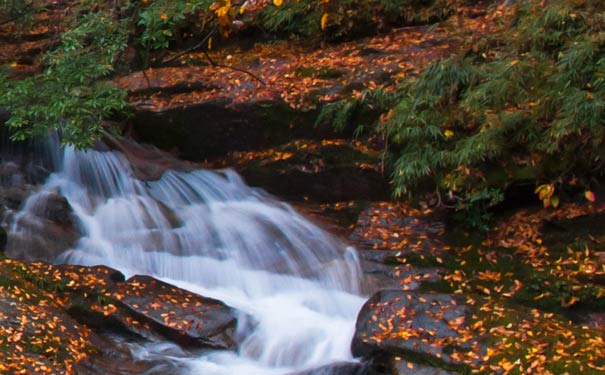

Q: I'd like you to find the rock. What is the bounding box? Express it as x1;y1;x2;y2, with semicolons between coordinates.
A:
222;140;389;203
0;260;104;374
4;190;80;261
14;262;239;352
132;100;338;161
64;271;239;350
358;250;447;294
349;203;447;253
75;337;189;375
392;358;459;375
289;361;380;375
100;132;197;181
352;290;470;368
111;275;239;350
242;165;388;203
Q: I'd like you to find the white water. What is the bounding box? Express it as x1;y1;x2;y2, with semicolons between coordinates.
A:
7;145;366;374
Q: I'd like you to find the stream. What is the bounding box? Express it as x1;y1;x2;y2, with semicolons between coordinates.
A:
4;139;367;374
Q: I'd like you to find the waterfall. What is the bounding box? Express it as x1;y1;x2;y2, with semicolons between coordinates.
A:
5;143;366;374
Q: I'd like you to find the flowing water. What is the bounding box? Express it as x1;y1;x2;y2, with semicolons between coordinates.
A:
4;142;366;374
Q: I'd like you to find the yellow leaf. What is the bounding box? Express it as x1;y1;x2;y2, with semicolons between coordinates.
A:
273;0;283;6
550;195;559;208
444;129;454;138
207;36;213;50
585;190;596;202
321;13;329;30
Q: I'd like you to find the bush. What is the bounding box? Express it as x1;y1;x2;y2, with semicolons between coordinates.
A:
0;11;130;148
329;0;605;227
254;0;454;41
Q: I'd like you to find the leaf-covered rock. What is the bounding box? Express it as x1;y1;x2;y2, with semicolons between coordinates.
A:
352;289;472;372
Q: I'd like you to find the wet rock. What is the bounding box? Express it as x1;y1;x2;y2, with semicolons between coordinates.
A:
100;132;197;181
392;358;459;375
110;275;239;350
64;271;239;351
242;165;388;203
4;190;80;261
290;361;379;375
221;140;388;203
132;100;338;161
76;337;190;375
17;263;239;352
352;290;469;368
0;260;103;374
349;203;447;253
358;250;447;294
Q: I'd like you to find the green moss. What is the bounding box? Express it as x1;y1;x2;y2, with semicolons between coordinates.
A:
295;66;344;79
418;279;456;293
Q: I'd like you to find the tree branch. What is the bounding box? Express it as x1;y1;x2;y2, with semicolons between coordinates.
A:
161;29;266;86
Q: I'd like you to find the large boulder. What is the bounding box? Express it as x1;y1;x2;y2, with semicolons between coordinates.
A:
352;289;471;373
111;275;238;350
57;267;239;350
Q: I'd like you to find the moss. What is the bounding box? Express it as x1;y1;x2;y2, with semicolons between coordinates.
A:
418;279;456;293
295;66;344;79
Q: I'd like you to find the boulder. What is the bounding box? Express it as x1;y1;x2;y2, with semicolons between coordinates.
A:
352;290;470;369
110;275;239;350
99;132;197;181
14;262;240;352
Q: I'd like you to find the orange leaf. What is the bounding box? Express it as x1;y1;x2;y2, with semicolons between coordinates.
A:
273;0;283;6
321;13;329;30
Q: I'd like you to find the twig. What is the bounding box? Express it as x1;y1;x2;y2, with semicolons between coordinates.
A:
435;188;456;209
162;30;214;64
141;69;152;89
203;50;266;86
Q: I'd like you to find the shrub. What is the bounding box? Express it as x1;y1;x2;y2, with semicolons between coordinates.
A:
255;0;454;41
331;0;605;227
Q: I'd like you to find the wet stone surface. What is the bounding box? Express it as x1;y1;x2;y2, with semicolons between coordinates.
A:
0;259;240;373
111;275;238;350
352;289;470;368
391;358;460;375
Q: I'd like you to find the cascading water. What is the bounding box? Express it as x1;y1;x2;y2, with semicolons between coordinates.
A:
5;142;367;374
